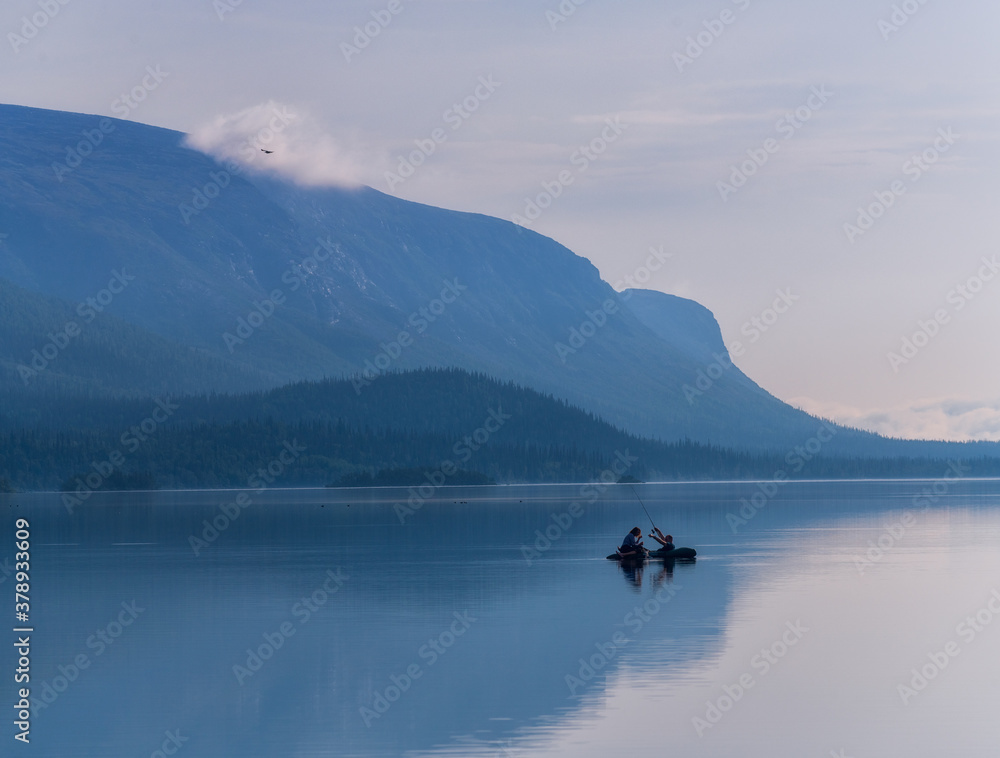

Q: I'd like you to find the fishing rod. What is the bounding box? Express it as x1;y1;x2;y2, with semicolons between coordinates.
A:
629;484;658;532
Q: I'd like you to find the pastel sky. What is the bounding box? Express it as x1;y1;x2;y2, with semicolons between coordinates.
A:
4;0;999;441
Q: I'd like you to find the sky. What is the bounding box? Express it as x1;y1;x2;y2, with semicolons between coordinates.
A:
3;0;999;441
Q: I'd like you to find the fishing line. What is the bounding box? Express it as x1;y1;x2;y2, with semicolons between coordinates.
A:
629;484;657;531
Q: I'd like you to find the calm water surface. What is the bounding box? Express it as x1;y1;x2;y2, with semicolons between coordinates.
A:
4;478;1000;757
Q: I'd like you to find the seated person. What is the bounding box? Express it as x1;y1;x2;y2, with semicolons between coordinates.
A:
648;527;675;551
619;526;645;555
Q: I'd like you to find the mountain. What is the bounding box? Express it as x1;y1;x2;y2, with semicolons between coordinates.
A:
622;288;732;367
0;277;267;399
1;103;996;457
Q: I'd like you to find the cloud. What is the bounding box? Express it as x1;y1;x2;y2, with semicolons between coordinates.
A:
789;396;1000;442
183;101;372;187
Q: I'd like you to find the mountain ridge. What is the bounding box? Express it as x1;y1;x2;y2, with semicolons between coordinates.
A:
2;102;995;457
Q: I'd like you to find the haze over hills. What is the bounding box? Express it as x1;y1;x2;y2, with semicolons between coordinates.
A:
0;277;268;397
3;368;998;493
1;103;997;460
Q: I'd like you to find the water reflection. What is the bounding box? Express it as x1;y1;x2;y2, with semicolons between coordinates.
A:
617;560;644;589
614;556;693;591
2;479;999;757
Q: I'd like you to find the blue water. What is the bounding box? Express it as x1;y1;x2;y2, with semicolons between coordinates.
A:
3;478;1000;757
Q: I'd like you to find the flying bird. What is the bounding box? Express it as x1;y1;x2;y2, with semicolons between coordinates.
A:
260;149;274;154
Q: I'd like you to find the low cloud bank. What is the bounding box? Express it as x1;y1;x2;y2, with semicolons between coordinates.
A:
183;101;369;187
790;396;1000;443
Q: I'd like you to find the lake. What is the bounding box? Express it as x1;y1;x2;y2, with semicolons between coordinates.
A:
4;476;1000;757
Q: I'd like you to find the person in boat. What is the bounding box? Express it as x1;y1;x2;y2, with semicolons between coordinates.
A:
648;527;674;551
619;526;646;557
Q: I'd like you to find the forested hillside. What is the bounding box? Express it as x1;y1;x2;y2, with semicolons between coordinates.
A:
3;369;998;492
